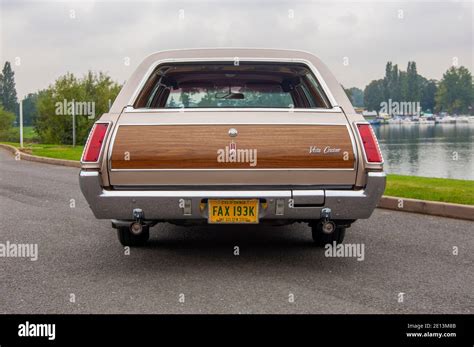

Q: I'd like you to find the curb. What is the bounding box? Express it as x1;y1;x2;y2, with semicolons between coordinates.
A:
378;196;474;221
1;144;472;221
0;143;81;168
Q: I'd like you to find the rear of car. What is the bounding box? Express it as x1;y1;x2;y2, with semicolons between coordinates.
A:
79;49;385;247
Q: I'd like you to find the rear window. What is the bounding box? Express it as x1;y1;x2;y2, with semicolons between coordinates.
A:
134;62;331;109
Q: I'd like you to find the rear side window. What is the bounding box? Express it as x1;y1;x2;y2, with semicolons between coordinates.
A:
134;62;331;109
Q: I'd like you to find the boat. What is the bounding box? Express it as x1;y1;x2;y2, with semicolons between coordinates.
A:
436;115;456;123
368;118;381;125
388;117;402;124
377;113;391;124
362;111;379;125
400;117;415;125
455;116;469;123
418;118;435;125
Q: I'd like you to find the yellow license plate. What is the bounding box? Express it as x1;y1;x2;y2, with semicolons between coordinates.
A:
208;199;259;224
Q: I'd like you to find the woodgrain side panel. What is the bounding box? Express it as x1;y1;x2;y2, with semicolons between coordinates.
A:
110;125;355;169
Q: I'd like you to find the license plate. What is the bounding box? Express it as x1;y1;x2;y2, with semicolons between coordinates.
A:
208;199;259;224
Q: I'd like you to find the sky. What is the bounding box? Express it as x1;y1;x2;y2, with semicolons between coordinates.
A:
0;0;472;98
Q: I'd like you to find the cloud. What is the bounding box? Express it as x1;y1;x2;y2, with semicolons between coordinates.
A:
0;0;472;97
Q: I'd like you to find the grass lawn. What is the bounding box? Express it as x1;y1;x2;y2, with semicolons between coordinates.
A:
1;142;84;161
11;126;38;141
385;174;474;206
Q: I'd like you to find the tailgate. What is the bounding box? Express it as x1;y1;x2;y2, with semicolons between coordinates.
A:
107;110;358;186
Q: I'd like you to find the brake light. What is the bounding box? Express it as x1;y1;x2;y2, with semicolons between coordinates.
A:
356;123;383;163
82;123;109;162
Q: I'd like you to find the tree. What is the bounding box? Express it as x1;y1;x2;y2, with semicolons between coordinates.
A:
22;93;39;126
391;64;401;102
383;62;392;101
405;61;420;102
364;62;472;114
419;78;437;113
179;92;191;107
383;62;403;102
435;66;473;114
342;85;353;104
363;80;384;112
346;87;364;107
0;70;2;106
0;62;18;115
35;72;122;144
0;105;16;140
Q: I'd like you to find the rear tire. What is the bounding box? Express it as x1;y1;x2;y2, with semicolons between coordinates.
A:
117;225;149;247
311;223;346;247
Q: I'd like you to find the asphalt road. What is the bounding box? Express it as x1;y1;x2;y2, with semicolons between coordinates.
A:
0;148;472;314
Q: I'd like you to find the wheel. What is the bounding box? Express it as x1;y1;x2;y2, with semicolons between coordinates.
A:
117;225;149;247
311;223;346;247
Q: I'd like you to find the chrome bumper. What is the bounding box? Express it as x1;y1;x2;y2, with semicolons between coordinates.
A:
79;171;386;221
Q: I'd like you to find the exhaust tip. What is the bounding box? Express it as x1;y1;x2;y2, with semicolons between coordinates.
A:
130;222;143;235
321;221;336;234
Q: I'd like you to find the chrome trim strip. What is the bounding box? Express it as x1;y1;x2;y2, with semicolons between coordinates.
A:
105;189;291;198
345;122;359;173
113;121;348;126
107;122;120;172
110;168;356;172
125;107;343;113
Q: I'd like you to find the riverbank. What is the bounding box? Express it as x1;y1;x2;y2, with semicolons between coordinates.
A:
1;142;473;206
385;174;474;205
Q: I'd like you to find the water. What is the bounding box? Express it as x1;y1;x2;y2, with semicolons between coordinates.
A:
372;123;474;180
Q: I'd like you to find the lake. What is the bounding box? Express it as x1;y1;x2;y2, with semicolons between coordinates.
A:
373;123;474;180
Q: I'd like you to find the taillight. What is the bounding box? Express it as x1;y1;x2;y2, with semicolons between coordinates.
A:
356;123;383;163
82;123;109;162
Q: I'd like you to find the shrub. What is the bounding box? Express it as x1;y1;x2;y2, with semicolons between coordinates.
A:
0;105;16;141
35;72;121;145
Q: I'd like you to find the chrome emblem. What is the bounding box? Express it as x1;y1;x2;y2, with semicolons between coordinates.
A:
228;128;238;137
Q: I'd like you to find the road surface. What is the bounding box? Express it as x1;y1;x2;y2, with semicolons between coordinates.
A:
0;148;472;314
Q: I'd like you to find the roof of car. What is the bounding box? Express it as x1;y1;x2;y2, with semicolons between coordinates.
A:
110;48;354;114
144;48;321;59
